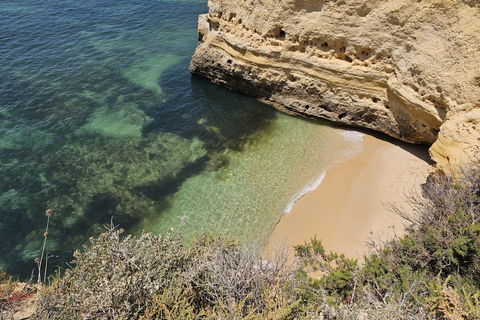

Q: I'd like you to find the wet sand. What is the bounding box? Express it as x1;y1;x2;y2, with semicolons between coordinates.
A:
268;133;432;259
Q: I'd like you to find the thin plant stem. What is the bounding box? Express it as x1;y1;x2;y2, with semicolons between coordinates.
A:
38;214;50;285
44;250;48;283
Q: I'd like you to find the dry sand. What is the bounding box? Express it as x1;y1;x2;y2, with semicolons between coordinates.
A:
268;133;432;259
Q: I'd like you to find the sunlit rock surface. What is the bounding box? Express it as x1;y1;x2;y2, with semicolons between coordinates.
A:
190;0;480;168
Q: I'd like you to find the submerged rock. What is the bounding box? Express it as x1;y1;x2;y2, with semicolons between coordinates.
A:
190;0;480;169
46;132;207;228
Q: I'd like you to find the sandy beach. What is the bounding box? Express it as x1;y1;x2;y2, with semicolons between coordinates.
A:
268;132;432;259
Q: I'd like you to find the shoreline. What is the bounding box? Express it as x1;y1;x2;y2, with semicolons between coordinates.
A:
268;132;431;259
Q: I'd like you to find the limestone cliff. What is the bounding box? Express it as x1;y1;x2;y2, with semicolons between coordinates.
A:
190;0;480;168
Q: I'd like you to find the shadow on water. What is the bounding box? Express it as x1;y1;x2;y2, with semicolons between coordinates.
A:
133;154;210;202
143;62;278;148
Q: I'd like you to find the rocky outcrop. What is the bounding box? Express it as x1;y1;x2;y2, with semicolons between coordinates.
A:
190;0;480;169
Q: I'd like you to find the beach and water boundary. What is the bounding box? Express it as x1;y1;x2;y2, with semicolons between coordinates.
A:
270;132;432;259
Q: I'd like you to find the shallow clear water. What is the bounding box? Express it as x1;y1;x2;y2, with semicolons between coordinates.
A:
0;0;362;278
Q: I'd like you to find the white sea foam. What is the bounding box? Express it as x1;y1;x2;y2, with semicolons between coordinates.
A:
339;129;364;142
337;130;364;161
283;170;328;213
282;129;365;214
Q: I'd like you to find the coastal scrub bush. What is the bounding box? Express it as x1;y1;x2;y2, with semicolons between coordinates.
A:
294;236;359;304
32;226;312;319
366;149;480;317
33;224;189;319
182;233;305;317
385;149;480;279
292;237;430;319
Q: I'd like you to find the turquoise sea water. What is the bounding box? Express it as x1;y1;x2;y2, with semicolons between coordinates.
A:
0;0;363;278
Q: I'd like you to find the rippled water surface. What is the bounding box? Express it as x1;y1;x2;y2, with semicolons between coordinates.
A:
0;0;362;278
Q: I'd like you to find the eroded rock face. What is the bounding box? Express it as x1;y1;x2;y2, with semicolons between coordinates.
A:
190;0;480;168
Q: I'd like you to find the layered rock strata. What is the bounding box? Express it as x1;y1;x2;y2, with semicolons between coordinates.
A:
190;0;480;168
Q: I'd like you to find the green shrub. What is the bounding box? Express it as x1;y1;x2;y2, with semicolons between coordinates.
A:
355;149;480;316
140;277;198;320
382;152;480;285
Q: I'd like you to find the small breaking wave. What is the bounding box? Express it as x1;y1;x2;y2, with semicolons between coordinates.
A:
283;170;327;213
339;130;364;159
282;129;364;214
339;129;364;142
